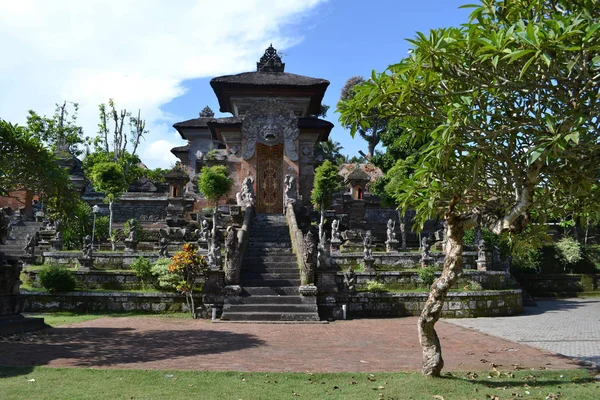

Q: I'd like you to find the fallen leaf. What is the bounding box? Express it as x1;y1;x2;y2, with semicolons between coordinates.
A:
27;379;36;383
432;395;445;400
481;359;489;363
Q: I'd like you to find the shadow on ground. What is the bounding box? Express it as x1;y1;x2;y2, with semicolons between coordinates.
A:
0;326;265;375
522;299;598;316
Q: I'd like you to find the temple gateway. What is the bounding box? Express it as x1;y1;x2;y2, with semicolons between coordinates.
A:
172;45;333;214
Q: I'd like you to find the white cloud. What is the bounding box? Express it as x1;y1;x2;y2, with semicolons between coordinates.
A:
0;0;325;168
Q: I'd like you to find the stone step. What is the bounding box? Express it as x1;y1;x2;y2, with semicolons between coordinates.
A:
242;267;299;274
225;295;306;305
221;311;320;322
243;272;300;280
242;286;299;296
244;255;297;263
241;278;301;287
224;304;318;313
248;241;291;248
246;248;293;255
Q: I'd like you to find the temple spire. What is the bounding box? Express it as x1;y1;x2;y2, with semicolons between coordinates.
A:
257;44;285;73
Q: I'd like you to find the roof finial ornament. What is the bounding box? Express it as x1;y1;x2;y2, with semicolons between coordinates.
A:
257;44;285;73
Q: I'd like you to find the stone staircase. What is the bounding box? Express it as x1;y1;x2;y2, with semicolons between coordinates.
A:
221;214;320;322
0;219;43;260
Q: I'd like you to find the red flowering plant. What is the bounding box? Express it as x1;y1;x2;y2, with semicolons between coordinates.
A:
168;243;207;318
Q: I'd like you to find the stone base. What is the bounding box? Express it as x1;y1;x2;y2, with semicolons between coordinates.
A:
0;314;45;336
299;285;318;296
363;257;376;273
477;260;487;271
330;239;341;252
123;239;138;253
385;239;399;252
78;257;95;271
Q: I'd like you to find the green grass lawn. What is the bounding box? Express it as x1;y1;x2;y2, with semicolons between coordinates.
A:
25;311;190;327
0;367;597;400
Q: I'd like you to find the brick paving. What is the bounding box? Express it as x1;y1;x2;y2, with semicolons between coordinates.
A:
445;298;600;368
0;317;582;372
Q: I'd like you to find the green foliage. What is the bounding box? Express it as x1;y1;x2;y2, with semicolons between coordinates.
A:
338;0;600;234
88;162;128;200
204;149;219;161
143;168;169;185
197;165;233;205
314;139;344;167
58;200;92;250
39;266;76;293
311;160;342;210
151;258;179;291
417;266;438;287
555;237;583;266
123;218;143;240
462;280;483;291
130;257;155;288
0;120;75;214
83;151;143;186
364;280;387;293
26;101;86;156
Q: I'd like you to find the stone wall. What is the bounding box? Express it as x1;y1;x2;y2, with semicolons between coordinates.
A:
336;270;509;291
22;291;207;316
332;252;479;270
329;290;523;319
43;251;161;269
23;269;146;291
516;274;600;296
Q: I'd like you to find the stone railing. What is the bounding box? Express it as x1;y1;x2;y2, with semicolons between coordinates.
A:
224;206;253;286
285;203;312;285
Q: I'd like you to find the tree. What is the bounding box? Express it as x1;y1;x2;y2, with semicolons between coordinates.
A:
338;0;600;377
315;139;344;167
94;98;147;170
0;120;75;215
26;101;86;156
168;243;207;318
311;160;342;241
338;76;386;158
197;165;233;238
88;162;128;249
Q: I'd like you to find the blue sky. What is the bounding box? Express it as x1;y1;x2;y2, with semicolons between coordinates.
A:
1;0;472;168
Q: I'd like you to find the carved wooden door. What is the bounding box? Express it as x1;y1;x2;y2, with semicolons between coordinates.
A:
256;144;283;214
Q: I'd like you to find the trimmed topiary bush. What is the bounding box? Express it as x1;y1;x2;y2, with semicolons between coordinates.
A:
39;265;76;293
417;266;438;287
130;257;155;288
364;280;387;293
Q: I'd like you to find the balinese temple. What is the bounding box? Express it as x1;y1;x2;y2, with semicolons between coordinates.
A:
171;45;333;214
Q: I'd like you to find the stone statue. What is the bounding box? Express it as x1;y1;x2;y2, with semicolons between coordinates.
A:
317;236;332;270
199;219;211;241
343;266;356;292
82;235;92;258
420;235;433;267
331;219;341;242
302;231;317;284
362;230;373;260
386;219;396;242
236;176;255;207
207;235;221;270
0;208;9;245
224;226;238;283
127;219;138;241
23;233;37;257
158;228;169;257
477;239;486;261
283;174;297;204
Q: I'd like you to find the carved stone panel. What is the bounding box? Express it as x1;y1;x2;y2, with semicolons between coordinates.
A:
241;99;299;161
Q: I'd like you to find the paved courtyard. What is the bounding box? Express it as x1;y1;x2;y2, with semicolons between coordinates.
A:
0;316;582;372
445;298;600;368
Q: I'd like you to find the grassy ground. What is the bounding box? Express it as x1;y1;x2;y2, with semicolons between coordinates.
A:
25;311;190;327
0;367;597;400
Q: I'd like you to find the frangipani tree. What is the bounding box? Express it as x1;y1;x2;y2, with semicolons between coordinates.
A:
339;0;600;377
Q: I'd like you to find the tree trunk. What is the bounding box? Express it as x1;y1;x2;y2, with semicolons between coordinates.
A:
398;210;407;250
418;216;464;377
319;206;325;242
213;201;219;240
109;199;115;251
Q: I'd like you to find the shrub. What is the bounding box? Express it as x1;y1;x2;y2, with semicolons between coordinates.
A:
417;266;438;287
364;280;387;293
130;257;154;288
39;266;76;293
462;280;483;291
555;237;582;267
151;257;180;291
